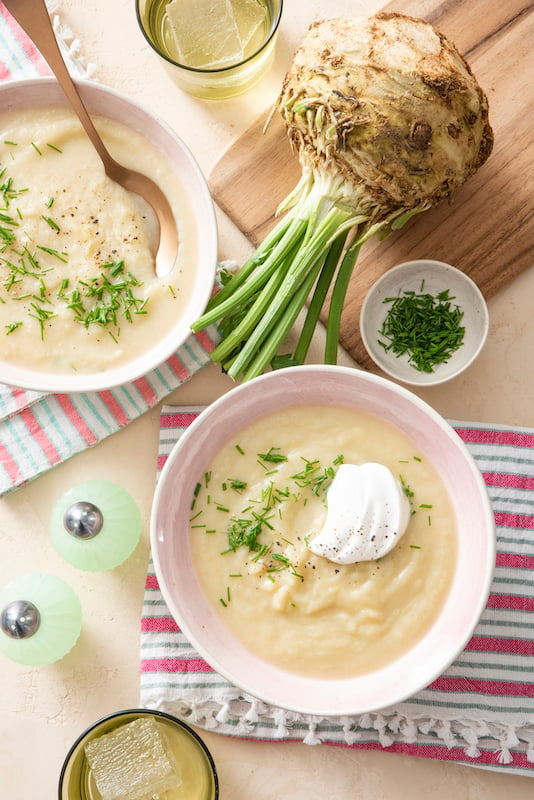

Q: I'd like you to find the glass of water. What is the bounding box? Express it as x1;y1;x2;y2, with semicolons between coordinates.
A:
136;0;283;100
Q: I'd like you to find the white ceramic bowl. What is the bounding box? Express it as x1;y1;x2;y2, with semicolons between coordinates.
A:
0;78;217;393
360;260;489;386
151;365;495;716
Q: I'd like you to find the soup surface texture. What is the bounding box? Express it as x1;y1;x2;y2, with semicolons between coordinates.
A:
0;107;198;374
190;405;457;678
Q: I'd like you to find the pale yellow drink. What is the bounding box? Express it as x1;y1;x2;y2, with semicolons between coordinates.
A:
136;0;282;99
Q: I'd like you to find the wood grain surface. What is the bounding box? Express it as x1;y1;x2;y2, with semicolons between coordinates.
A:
209;0;534;368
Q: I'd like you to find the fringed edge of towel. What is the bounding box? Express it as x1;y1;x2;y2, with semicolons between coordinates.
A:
141;691;534;765
47;0;97;79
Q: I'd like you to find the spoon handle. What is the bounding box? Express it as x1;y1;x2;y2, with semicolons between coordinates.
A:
3;0;116;172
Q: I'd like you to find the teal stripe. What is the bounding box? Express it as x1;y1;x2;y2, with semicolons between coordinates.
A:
35;398;81;456
473;453;534;469
2;415;41;473
140;640;195;651
406;695;534;714
498;533;534;546
0;17;36;77
73;393;114;437
492;575;534;587
113;383;145;417
453;659;533;673
180;338;207;371
478;618;534;631
151;366;173;395
141;677;235;690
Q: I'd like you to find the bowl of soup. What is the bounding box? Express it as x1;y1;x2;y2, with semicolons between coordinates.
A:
0;78;217;393
151;365;495;716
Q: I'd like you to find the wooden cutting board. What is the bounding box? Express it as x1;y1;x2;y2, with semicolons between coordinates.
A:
209;0;534;368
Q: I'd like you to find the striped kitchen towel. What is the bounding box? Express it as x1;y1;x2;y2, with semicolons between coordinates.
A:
0;2;221;496
140;407;534;777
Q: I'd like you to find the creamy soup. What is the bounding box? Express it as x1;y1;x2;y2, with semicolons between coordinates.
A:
190;405;457;678
0;107;198;374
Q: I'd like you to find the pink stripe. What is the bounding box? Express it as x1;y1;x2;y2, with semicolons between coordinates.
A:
2;10;50;76
160;412;200;428
165;353;191;383
494;512;534;530
133;376;157;406
10;386;31;411
141;657;213;673
193;328;217;354
98;390;131;427
430;675;534;697
456;427;534;449
145;574;160;590
55;395;99;447
0;60;9;80
483;471;534;491
0;442;24;485
496;552;534;568
327;740;533;769
467;635;534;656
157;413;200;470
20;408;61;465
140;616;180;633
487;592;534;611
156;454;168;471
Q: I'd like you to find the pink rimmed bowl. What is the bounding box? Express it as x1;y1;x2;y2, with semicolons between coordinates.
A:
151;365;495;716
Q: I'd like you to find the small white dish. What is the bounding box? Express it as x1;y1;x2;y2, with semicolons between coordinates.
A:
360;260;489;386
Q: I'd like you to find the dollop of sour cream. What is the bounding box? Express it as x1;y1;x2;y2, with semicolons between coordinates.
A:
308;462;411;564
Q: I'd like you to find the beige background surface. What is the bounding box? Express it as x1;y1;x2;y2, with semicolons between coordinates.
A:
0;0;533;797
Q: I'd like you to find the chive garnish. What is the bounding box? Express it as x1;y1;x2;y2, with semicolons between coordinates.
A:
193;451;345;587
0;157;147;342
378;288;465;373
42;216;60;231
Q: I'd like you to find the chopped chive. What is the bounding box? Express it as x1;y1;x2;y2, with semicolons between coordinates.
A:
31;142;42;155
378;287;465;373
42;216;60;231
258;448;288;464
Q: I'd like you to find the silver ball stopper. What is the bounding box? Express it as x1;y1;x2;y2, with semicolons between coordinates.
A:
1;600;41;639
64;501;104;540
